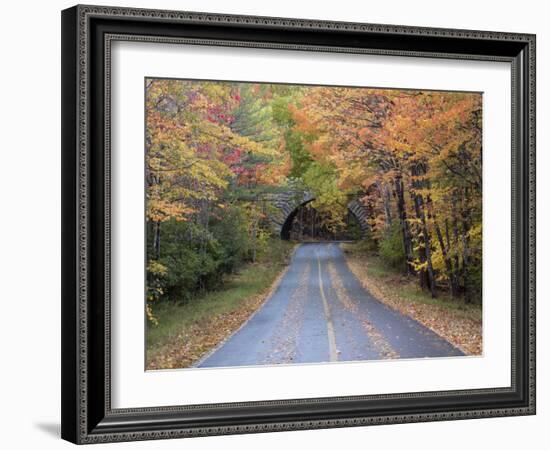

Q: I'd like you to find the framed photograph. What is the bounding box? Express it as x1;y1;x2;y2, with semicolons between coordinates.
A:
61;5;536;444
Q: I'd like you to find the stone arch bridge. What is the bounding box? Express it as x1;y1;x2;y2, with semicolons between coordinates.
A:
264;189;369;240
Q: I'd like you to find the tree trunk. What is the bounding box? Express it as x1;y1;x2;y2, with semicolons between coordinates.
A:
411;163;436;297
460;189;472;303
251;219;257;263
299;206;303;240
450;190;463;293
394;173;415;275
153;220;161;260
434;219;460;297
444;218;460;296
378;180;393;227
426;195;459;298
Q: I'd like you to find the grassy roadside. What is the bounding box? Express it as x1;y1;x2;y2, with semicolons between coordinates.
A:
340;242;482;355
146;240;295;370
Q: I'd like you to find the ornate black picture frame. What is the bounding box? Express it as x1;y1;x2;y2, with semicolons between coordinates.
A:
61;4;536;444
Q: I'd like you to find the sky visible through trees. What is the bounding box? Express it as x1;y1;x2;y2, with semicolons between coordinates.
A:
145;78;482;324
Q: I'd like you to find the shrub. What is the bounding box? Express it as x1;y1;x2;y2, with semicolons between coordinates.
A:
147;203;277;306
378;221;406;270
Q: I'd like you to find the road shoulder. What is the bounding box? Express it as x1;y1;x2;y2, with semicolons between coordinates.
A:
340;242;482;356
146;244;297;370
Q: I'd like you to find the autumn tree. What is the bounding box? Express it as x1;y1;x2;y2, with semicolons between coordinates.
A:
293;86;482;301
145;80;288;312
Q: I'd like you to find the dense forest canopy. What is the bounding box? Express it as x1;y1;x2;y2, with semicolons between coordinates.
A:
145;78;482;321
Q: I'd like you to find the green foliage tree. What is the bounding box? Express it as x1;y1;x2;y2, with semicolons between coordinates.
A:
379;221;407;270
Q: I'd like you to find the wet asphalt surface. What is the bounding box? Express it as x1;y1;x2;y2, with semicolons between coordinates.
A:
198;243;463;368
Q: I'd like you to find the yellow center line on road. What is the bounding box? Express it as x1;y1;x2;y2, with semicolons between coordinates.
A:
316;250;338;362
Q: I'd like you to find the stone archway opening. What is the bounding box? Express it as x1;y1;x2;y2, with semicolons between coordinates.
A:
280;199;367;241
280;199;314;240
265;188;369;240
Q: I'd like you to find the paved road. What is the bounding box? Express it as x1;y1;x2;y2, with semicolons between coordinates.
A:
198;243;463;368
